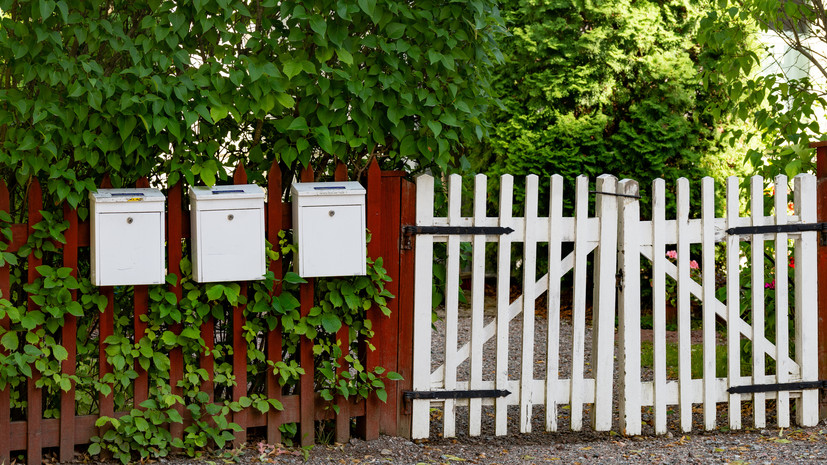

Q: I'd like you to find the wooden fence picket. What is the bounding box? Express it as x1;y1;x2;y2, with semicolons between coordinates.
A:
60;203;79;462
411;174;435;440
0;180;9;465
750;176;767;428
27;179;43;465
495;175;513;436
794;173;819;426
651;178;668;435
701;177;716;431
676;178;692;432
443;174;462;438
519;175;538;433
569;175;589;431
592;175;618;431
545;175;564;433
469;174;487;436
617;179;641;436
726;176;742;430
774;175;790;428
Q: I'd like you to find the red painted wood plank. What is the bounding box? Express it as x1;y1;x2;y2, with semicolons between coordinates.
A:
334;162;351;443
27;179;43;465
166;182;184;441
378;174;401;435
816;144;827;411
5;224;27;253
133;286;149;407
299;280;315;447
232;284;248;446
60;203;78;462
266;160;283;445
0;180;10;465
132;172;151;410
99;287;115;419
358;159;382;440
396;179;416;438
298;164;315;447
232;163;250;446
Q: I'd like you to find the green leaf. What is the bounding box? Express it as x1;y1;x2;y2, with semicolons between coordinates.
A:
1;331;17;351
320;313;342;333
283;61;303;79
52;344;68;361
336;48;353;65
309;15;327;36
275;93;295;109
375;389;387;403
209;106;229;122
386;23;406;39
287;117;309;131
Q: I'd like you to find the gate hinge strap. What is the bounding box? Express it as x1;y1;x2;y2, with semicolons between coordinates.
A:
403;389;511;400
726;223;827;235
727;380;827;394
402;226;514;236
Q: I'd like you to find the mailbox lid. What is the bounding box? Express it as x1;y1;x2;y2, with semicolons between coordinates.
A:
90;188;165;213
291;182;365;206
189;184;265;211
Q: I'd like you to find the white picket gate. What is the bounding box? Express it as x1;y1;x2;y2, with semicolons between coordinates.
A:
410;172;819;439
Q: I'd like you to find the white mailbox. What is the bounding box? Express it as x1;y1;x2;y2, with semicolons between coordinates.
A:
189;184;266;283
291;181;366;278
90;188;166;286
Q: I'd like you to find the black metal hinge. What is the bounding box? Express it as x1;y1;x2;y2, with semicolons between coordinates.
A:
402;389;511;401
726;222;827;236
403;226;515;236
726;222;827;246
401;225;514;250
727;380;827;394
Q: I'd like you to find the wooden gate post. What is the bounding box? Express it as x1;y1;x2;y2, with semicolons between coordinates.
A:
812;141;827;419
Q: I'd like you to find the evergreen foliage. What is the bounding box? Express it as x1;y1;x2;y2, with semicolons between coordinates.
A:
473;0;751;208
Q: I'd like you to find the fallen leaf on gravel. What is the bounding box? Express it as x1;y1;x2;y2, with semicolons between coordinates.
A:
713;448;725;452
543;458;560;461
442;454;466;462
579;447;592;451
767;438;791;444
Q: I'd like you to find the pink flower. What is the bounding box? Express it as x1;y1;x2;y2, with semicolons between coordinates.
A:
666;250;677;259
765;280;775;290
689;260;699;270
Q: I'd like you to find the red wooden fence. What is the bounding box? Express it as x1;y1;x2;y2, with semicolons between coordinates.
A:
0;160;415;463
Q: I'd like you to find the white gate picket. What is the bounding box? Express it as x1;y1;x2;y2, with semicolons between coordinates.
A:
676;179;692;432
750;176;767;428
570;175;590;431
617;179;641;436
701;177;716;430
443;174;462;438
774;175;790;428
495;174;513;436
469;174;487;436
592;175;618;431
520;175;539;433
651;178;668;435
545;174;564;432
411;174;435;440
793;173;818;426
726;176;742;430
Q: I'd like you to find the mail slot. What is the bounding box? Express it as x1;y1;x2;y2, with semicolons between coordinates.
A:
90;188;166;286
189;184;266;283
291;181;366;277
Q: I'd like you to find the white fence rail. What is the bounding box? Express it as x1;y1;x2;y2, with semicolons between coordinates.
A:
411;172;819;439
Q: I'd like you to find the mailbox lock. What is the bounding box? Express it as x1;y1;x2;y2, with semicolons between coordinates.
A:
126;217;133;224
227;214;234;221
329;210;335;217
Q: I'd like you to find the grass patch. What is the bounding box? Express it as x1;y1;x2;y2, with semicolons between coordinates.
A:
641;341;728;378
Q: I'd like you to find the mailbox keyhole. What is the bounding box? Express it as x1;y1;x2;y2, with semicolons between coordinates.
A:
227;214;234;221
328;210;335;217
126;217;133;224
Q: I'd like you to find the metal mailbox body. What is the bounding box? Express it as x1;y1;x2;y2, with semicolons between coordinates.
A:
291;181;367;278
189;184;266;283
90;188;166;286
